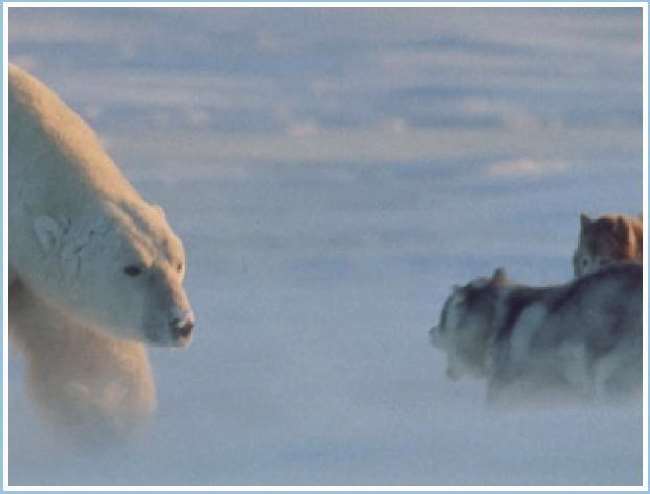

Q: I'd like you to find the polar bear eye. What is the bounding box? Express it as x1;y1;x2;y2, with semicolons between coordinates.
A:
176;262;184;273
123;265;143;277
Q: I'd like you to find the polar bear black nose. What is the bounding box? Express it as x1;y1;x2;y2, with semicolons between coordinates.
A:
171;318;194;341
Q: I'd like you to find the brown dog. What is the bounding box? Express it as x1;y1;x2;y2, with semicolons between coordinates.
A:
573;213;643;277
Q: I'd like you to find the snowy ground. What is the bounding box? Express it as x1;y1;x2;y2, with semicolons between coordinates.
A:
7;7;644;486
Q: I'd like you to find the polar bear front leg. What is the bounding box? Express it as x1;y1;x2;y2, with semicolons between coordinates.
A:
8;282;157;440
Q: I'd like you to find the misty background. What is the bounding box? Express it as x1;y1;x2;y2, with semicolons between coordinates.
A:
7;7;644;486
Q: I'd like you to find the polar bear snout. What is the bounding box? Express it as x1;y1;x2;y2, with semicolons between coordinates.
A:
170;311;195;346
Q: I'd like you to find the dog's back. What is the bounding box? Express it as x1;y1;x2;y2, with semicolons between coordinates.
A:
490;263;642;403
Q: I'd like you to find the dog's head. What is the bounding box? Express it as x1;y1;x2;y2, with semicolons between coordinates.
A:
573;213;643;277
430;268;508;380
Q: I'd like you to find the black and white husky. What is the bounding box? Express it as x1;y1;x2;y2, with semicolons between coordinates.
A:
430;263;642;404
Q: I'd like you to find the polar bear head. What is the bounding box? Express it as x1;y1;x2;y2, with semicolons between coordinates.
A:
9;63;195;347
33;201;195;347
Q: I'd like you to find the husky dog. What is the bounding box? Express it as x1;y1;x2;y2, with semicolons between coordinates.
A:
573;213;643;277
430;263;642;404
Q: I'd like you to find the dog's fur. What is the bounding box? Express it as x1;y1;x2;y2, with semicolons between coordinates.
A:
573;213;643;277
430;263;642;404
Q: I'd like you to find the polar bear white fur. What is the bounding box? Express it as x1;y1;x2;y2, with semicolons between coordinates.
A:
10;282;156;440
8;64;195;437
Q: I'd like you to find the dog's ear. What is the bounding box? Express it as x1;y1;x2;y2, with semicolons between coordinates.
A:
580;213;592;230
491;267;507;285
614;216;632;246
450;285;465;303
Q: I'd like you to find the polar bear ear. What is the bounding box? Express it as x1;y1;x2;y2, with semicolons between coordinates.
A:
33;216;64;253
151;204;166;219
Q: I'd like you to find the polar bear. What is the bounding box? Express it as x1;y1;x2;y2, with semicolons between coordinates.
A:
8;64;195;437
